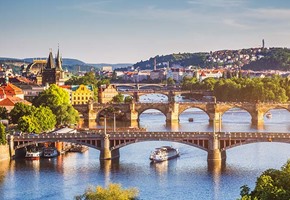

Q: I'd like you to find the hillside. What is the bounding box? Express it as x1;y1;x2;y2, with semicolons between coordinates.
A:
133;47;290;71
0;57;132;72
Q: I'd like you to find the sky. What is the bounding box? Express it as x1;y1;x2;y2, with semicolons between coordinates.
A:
1;0;290;64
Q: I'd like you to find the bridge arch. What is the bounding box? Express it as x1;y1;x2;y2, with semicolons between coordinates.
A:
14;139;103;151
138;108;167;122
221;107;252;124
222;140;290;151
110;139;209;152
220;106;252;119
263;106;290;116
178;107;210;121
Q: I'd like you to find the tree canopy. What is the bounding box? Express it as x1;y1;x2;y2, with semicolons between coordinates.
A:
239;160;290;200
112;93;124;103
75;183;139;200
9;103;36;124
33;84;79;126
17;106;56;134
0;123;6;145
181;76;290;103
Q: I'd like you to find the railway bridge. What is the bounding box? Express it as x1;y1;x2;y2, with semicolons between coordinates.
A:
8;131;290;168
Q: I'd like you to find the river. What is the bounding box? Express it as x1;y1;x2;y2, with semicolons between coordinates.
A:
1;94;290;200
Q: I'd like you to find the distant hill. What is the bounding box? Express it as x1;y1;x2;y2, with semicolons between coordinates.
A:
88;63;132;69
2;47;290;72
132;47;290;71
0;57;131;69
22;58;86;66
243;48;290;71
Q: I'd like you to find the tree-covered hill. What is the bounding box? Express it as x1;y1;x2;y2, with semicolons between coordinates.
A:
133;52;209;69
133;47;290;71
243;48;290;71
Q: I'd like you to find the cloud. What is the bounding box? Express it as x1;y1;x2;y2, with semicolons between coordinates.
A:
246;8;290;21
187;0;245;7
222;19;252;30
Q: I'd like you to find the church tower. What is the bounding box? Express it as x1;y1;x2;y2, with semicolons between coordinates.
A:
42;47;64;86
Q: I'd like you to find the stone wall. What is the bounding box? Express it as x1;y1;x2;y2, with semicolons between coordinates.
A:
0;145;10;161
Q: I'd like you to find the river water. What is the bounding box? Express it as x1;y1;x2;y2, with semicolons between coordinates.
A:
1;94;290;200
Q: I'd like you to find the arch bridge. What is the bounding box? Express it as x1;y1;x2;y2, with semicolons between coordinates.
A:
73;102;290;128
8;131;290;168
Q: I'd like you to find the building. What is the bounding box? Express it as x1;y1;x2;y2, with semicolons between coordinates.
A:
41;48;65;86
23;47;70;86
71;85;94;105
98;84;118;104
22;59;46;78
0;97;31;112
0;82;24;99
0;82;31;112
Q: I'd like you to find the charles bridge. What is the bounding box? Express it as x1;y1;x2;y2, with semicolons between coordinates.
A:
73;101;290;128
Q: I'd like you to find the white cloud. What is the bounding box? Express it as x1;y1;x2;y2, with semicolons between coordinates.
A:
246;8;290;21
187;0;245;7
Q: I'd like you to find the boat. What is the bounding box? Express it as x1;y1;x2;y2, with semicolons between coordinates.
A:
43;147;59;158
25;149;43;160
149;146;180;162
266;112;272;118
69;144;89;153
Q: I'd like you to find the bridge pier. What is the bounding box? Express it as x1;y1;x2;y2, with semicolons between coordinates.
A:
8;135;15;159
251;111;264;126
166;103;179;123
207;134;226;169
208;112;222;132
100;134;120;160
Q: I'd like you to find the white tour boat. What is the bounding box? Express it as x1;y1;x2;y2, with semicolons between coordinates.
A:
43;147;59;158
149;146;180;162
25;149;43;160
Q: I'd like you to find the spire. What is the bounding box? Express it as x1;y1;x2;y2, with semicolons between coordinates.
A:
55;44;63;71
46;49;55;69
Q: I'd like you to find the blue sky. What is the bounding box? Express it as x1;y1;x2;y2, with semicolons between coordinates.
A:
1;0;290;63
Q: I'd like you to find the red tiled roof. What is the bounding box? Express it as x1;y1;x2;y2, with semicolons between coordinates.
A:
0;96;31;106
0;83;23;96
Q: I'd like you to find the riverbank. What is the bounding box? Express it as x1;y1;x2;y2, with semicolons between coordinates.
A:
0;145;10;161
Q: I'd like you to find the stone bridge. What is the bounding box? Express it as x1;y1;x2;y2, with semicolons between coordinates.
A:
8;131;290;169
73;102;290;128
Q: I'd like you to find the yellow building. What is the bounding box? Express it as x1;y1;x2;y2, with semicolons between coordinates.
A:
98;84;118;103
71;84;94;105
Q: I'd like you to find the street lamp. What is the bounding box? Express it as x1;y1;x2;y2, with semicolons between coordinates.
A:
113;110;121;132
104;115;107;135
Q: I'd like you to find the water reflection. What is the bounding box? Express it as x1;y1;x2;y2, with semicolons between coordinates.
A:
0;160;10;185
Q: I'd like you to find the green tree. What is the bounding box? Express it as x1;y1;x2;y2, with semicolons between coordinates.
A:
17;115;38;133
75;183;139;200
9;103;36;124
33;84;79;126
112;93;124;103
33;106;56;132
0;123;6;145
17;106;56;133
124;96;133;103
166;77;175;86
0;107;8;119
54;104;79;126
33;84;70;107
239;160;290;200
